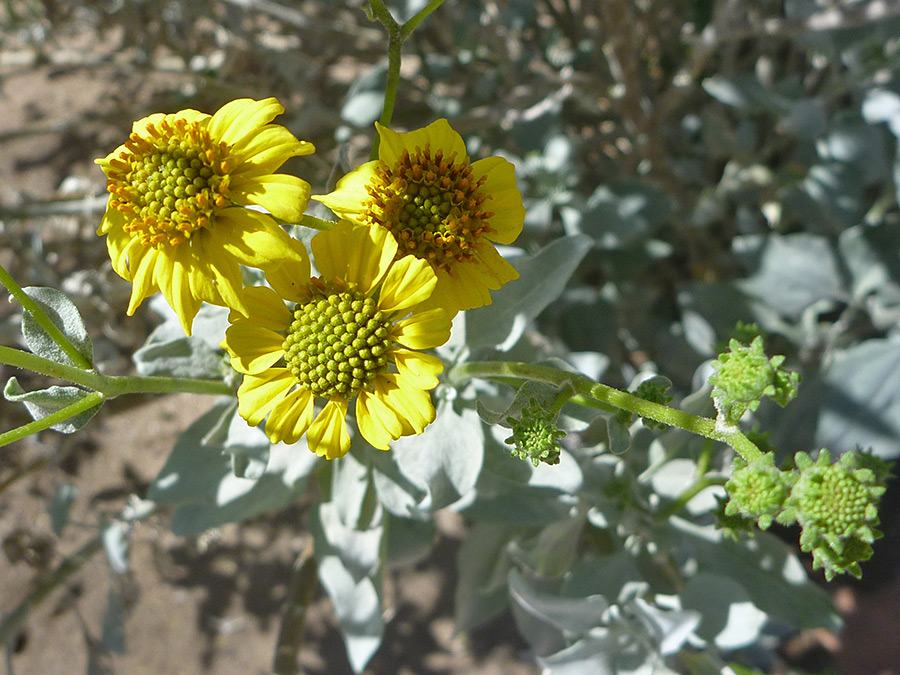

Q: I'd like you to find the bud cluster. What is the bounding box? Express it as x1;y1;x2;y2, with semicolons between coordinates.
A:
505;398;566;467
708;336;800;427
723;448;890;579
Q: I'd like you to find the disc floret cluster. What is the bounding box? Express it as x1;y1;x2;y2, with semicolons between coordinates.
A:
282;281;393;400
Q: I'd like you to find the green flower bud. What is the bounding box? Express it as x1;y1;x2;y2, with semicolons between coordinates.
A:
708;336;800;427
724;453;793;530
782;448;889;580
615;375;673;430
505;398;566;467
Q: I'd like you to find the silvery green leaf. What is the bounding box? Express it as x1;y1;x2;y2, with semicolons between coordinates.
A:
331;451;375;529
132;334;224;379
3;378;102;433
100;586;126;654
315;501;382;579
312;502;384;674
733;233;844;320
317;556;383;673
630;597;700;655
384;514;435;568
47;483;78;536
511;515;585;578
536;635;618;675
510;565;609;635
661;518;839;632
221;404;270;479
475;380;567;428
146;401;311;536
454;523;516;633
702;74;790;114
102;521;130;574
814;337;900;459
341;63;387;128
606;417;631;454
373;399;484;514
862;88;900;136
20;287;92;367
681;572;767;650
577;182;671;248
462;487;574;525
465;235;592;351
837;224;900;302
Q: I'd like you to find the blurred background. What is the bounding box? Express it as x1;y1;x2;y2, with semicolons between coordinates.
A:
2;1;900;673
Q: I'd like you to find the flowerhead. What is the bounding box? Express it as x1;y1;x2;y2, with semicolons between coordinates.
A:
96;97;315;335
221;220;453;459
314;119;525;313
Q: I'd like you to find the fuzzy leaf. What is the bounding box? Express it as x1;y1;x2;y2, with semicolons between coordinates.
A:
20;287;93;367
465;235;592;350
3;378;102;433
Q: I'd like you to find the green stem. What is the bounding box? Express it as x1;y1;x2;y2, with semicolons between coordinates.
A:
272;543;319;675
368;0;402;159
0;345;232;398
0;264;93;370
400;0;446;38
366;0;445;159
0;391;105;449
656;475;728;521
449;361;764;462
298;214;336;231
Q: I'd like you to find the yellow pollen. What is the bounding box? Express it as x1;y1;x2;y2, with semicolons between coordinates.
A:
104;116;233;250
365;145;492;274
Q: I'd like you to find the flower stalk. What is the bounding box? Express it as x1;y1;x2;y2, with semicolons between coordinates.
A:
367;0;446;159
449;361;764;462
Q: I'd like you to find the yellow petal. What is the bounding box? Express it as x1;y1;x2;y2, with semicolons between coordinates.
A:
126;248;163;316
236;369;295;427
391;308;452;350
265;387;314;445
97;201;121;236
374;375;435;435
212;208;309;274
312;162;379;222
471;156;525;245
391;348;443;389
264;255;312;303
307;399;351;459
235;285;293;331
208;97;285;147
377;254;437;314
356;389;402;451
163;249;203;337
231;174;311;223
472;239;520;286
420;264;489;313
230;126;315;177
222;323;285;374
192;234;247;315
311;221;396;293
376;119;467;166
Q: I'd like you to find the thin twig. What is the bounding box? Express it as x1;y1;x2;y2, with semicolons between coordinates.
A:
0;535;104;646
272;543;319;675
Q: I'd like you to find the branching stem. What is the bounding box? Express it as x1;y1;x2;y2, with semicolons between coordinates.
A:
449;361;764;462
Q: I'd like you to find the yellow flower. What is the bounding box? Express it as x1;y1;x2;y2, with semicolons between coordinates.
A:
221;221;452;460
96;97;315;335
314;119;524;313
